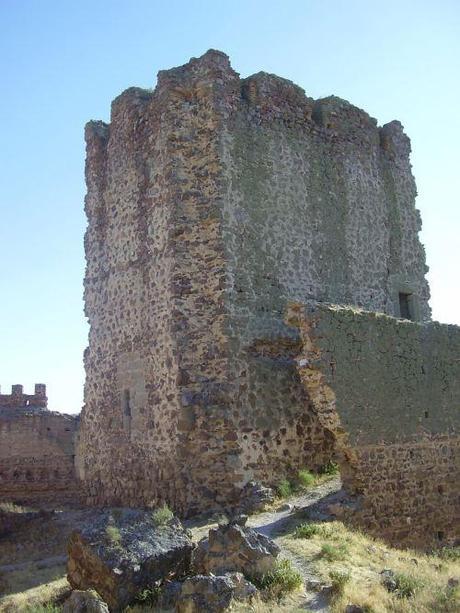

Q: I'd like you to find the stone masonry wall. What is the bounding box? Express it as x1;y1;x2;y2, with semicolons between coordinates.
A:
0;386;79;505
287;303;460;548
79;50;431;515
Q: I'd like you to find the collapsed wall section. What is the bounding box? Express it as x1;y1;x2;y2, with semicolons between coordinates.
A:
287;303;460;548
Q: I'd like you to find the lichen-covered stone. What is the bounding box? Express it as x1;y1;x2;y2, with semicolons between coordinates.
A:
193;520;280;578
67;509;194;611
176;573;257;612
238;481;275;513
62;590;109;613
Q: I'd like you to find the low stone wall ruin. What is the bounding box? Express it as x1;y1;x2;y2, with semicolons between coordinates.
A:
287;302;460;549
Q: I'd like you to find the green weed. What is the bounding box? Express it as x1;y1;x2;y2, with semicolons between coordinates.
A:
151;504;174;526
297;469;316;488
320;543;348;561
294;523;321;539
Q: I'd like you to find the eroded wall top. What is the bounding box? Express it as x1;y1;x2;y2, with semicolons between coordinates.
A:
288;302;460;446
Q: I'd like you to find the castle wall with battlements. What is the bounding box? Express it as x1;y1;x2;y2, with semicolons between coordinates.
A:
78;50;431;517
0;385;79;505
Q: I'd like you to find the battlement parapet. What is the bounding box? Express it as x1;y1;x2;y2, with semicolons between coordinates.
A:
85;50;411;159
0;383;47;408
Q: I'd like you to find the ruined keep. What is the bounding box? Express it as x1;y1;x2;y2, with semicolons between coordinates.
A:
0;384;79;504
78;50;452;532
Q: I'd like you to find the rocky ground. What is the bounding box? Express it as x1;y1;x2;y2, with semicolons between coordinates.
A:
0;476;459;612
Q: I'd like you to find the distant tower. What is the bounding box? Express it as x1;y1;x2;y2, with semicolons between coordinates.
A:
78;50;430;514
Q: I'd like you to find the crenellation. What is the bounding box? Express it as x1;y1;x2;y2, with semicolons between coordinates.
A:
0;383;79;505
0;383;47;408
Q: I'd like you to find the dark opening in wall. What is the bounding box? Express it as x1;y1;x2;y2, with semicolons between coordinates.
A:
399;292;412;320
122;389;131;435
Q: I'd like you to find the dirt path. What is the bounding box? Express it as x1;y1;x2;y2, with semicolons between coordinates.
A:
247;476;343;612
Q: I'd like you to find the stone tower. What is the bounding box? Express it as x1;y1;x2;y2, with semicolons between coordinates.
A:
78;50;430;514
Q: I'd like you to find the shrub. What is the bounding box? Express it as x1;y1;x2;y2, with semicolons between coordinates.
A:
329;569;351;595
431;583;460;612
252;559;303;599
319;461;339;476
134;585;162;605
294;522;320;539
111;508;123;522
105;525;122;546
151;504;174;526
320;543;348;561
381;570;422;599
276;479;293;498
436;546;460;561
297;469;316;488
0;501;27;513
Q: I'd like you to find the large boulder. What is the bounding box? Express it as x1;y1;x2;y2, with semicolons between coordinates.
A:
193;517;280;579
176;573;257;612
67;508;194;611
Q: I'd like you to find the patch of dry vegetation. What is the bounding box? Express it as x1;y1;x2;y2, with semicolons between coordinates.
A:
281;519;460;612
0;567;69;613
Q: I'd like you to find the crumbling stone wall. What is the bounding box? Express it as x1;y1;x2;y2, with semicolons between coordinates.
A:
79;50;431;514
0;385;79;505
287;303;460;548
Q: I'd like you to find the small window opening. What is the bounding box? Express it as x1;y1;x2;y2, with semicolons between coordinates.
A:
437;530;445;541
399;292;412;320
424;410;429;419
122;389;132;435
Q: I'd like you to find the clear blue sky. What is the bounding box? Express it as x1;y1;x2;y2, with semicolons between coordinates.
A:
1;1;459;413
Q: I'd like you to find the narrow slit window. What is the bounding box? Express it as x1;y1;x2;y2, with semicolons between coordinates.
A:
123;389;131;417
399;292;412;320
122;389;132;435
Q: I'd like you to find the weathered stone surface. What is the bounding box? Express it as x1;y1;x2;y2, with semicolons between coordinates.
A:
239;481;275;513
62;590;109;613
176;573;257;612
78;48;431;516
193;521;280;578
0;384;79;505
344;605;366;613
67;509;194;611
287;302;460;548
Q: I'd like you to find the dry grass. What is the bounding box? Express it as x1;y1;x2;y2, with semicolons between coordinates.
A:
281;519;460;613
0;566;69;613
0;502;31;514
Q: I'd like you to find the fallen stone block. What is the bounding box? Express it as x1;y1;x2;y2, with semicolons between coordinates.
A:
239;481;275;513
67;508;194;611
193;517;280;578
62;589;109;613
176;572;257;612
